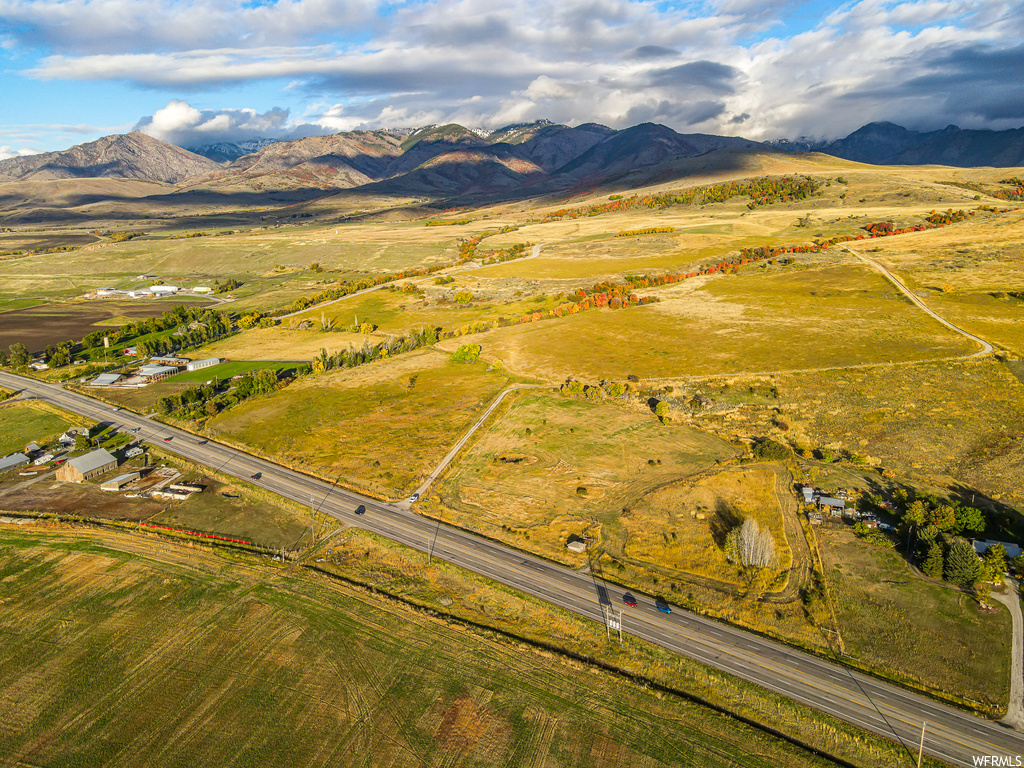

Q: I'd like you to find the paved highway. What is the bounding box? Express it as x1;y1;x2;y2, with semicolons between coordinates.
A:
2;369;1022;767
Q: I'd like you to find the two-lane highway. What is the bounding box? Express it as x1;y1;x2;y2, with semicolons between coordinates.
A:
2;369;1022;766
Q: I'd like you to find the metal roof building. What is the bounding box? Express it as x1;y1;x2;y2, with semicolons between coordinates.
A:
56;448;117;483
0;453;30;473
186;357;222;372
138;365;178;380
91;372;123;386
101;471;141;491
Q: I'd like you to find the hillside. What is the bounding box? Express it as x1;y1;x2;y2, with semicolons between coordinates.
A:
0;132;220;184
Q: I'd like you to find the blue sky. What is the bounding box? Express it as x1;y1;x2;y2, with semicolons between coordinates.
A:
1;0;1021;158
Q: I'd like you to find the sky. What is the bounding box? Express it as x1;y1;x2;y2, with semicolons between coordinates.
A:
1;0;1022;159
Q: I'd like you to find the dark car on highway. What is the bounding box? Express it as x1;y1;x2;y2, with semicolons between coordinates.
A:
622;594;638;607
354;505;366;515
163;437;172;441
197;440;207;445
656;600;672;614
251;472;261;480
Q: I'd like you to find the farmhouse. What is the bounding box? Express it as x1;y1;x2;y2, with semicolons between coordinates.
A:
101;471;141;491
973;540;1023;560
0;453;30;473
801;486;816;504
56;448;117;482
186;357;222;372
817;496;846;516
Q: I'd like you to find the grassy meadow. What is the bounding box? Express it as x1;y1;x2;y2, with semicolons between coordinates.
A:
432;390;736;562
204;349;515;497
465;260;976;382
820;526;1011;709
0;400;78;455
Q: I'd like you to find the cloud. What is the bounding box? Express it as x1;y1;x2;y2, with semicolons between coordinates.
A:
134;100;299;146
0;145;41;160
10;0;1024;146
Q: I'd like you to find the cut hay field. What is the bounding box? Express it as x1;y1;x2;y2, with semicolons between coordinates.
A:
820;526;1011;709
432;390;736;563
0;400;78;455
0;527;844;768
468;260;976;382
204;349;515;497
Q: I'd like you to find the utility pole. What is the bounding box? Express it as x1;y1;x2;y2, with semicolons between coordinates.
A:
917;721;927;768
427;521;440;564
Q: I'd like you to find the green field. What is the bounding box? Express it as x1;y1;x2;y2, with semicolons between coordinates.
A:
204;349;515;497
168;360;302;383
0;401;78;455
0;527;848;768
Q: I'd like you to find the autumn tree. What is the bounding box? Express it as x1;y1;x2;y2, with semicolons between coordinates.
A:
725;518;777;569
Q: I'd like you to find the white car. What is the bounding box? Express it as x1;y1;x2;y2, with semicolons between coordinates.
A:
408;493;420;503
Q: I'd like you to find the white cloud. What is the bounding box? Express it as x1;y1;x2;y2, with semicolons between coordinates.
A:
13;0;1024;143
0;145;41;160
135;100;294;146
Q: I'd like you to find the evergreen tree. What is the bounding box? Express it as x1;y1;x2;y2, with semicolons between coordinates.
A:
8;342;30;369
922;542;944;578
944;540;981;587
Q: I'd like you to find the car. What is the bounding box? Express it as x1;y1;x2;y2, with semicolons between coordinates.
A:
251;472;262;480
622;594;638;607
112;407;121;412
197;440;207;445
354;505;366;515
656;601;672;614
408;493;420;503
163;437;172;442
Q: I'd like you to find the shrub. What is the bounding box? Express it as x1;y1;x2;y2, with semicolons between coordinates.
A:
450;344;481;363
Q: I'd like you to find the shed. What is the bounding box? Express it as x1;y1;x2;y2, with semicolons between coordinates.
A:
150;285;178;294
818;496;846;516
91;372;123;386
186;357;222;372
0;453;30;473
56;448;117;483
24;442;41;455
566;539;587;553
972;540;1023;560
801;486;816;503
150;356;189;366
101;471;141;491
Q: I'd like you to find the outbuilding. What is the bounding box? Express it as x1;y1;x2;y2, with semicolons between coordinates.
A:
186;357;222;372
101;471;141;491
0;453;30;473
138;364;178;381
56;448;117;483
817;496;846;516
90;372;123;386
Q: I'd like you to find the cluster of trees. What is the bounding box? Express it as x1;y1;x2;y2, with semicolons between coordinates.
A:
560;378;632;403
725;518;778;569
213;278;241;294
450;344;481;363
425;218;471;226
880;492;1005;588
479;242;530;265
310;329;440;374
81;305;226;350
863;221;894;234
543;176;822;221
102;231;142;242
157;368;294;420
616;227;675;237
995;178;1024;201
2;343;30;369
736;208;994;260
284;264;447;315
925;209;973;225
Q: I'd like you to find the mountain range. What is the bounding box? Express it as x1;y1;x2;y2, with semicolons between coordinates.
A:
768;122;1024;167
1;120;1021;207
